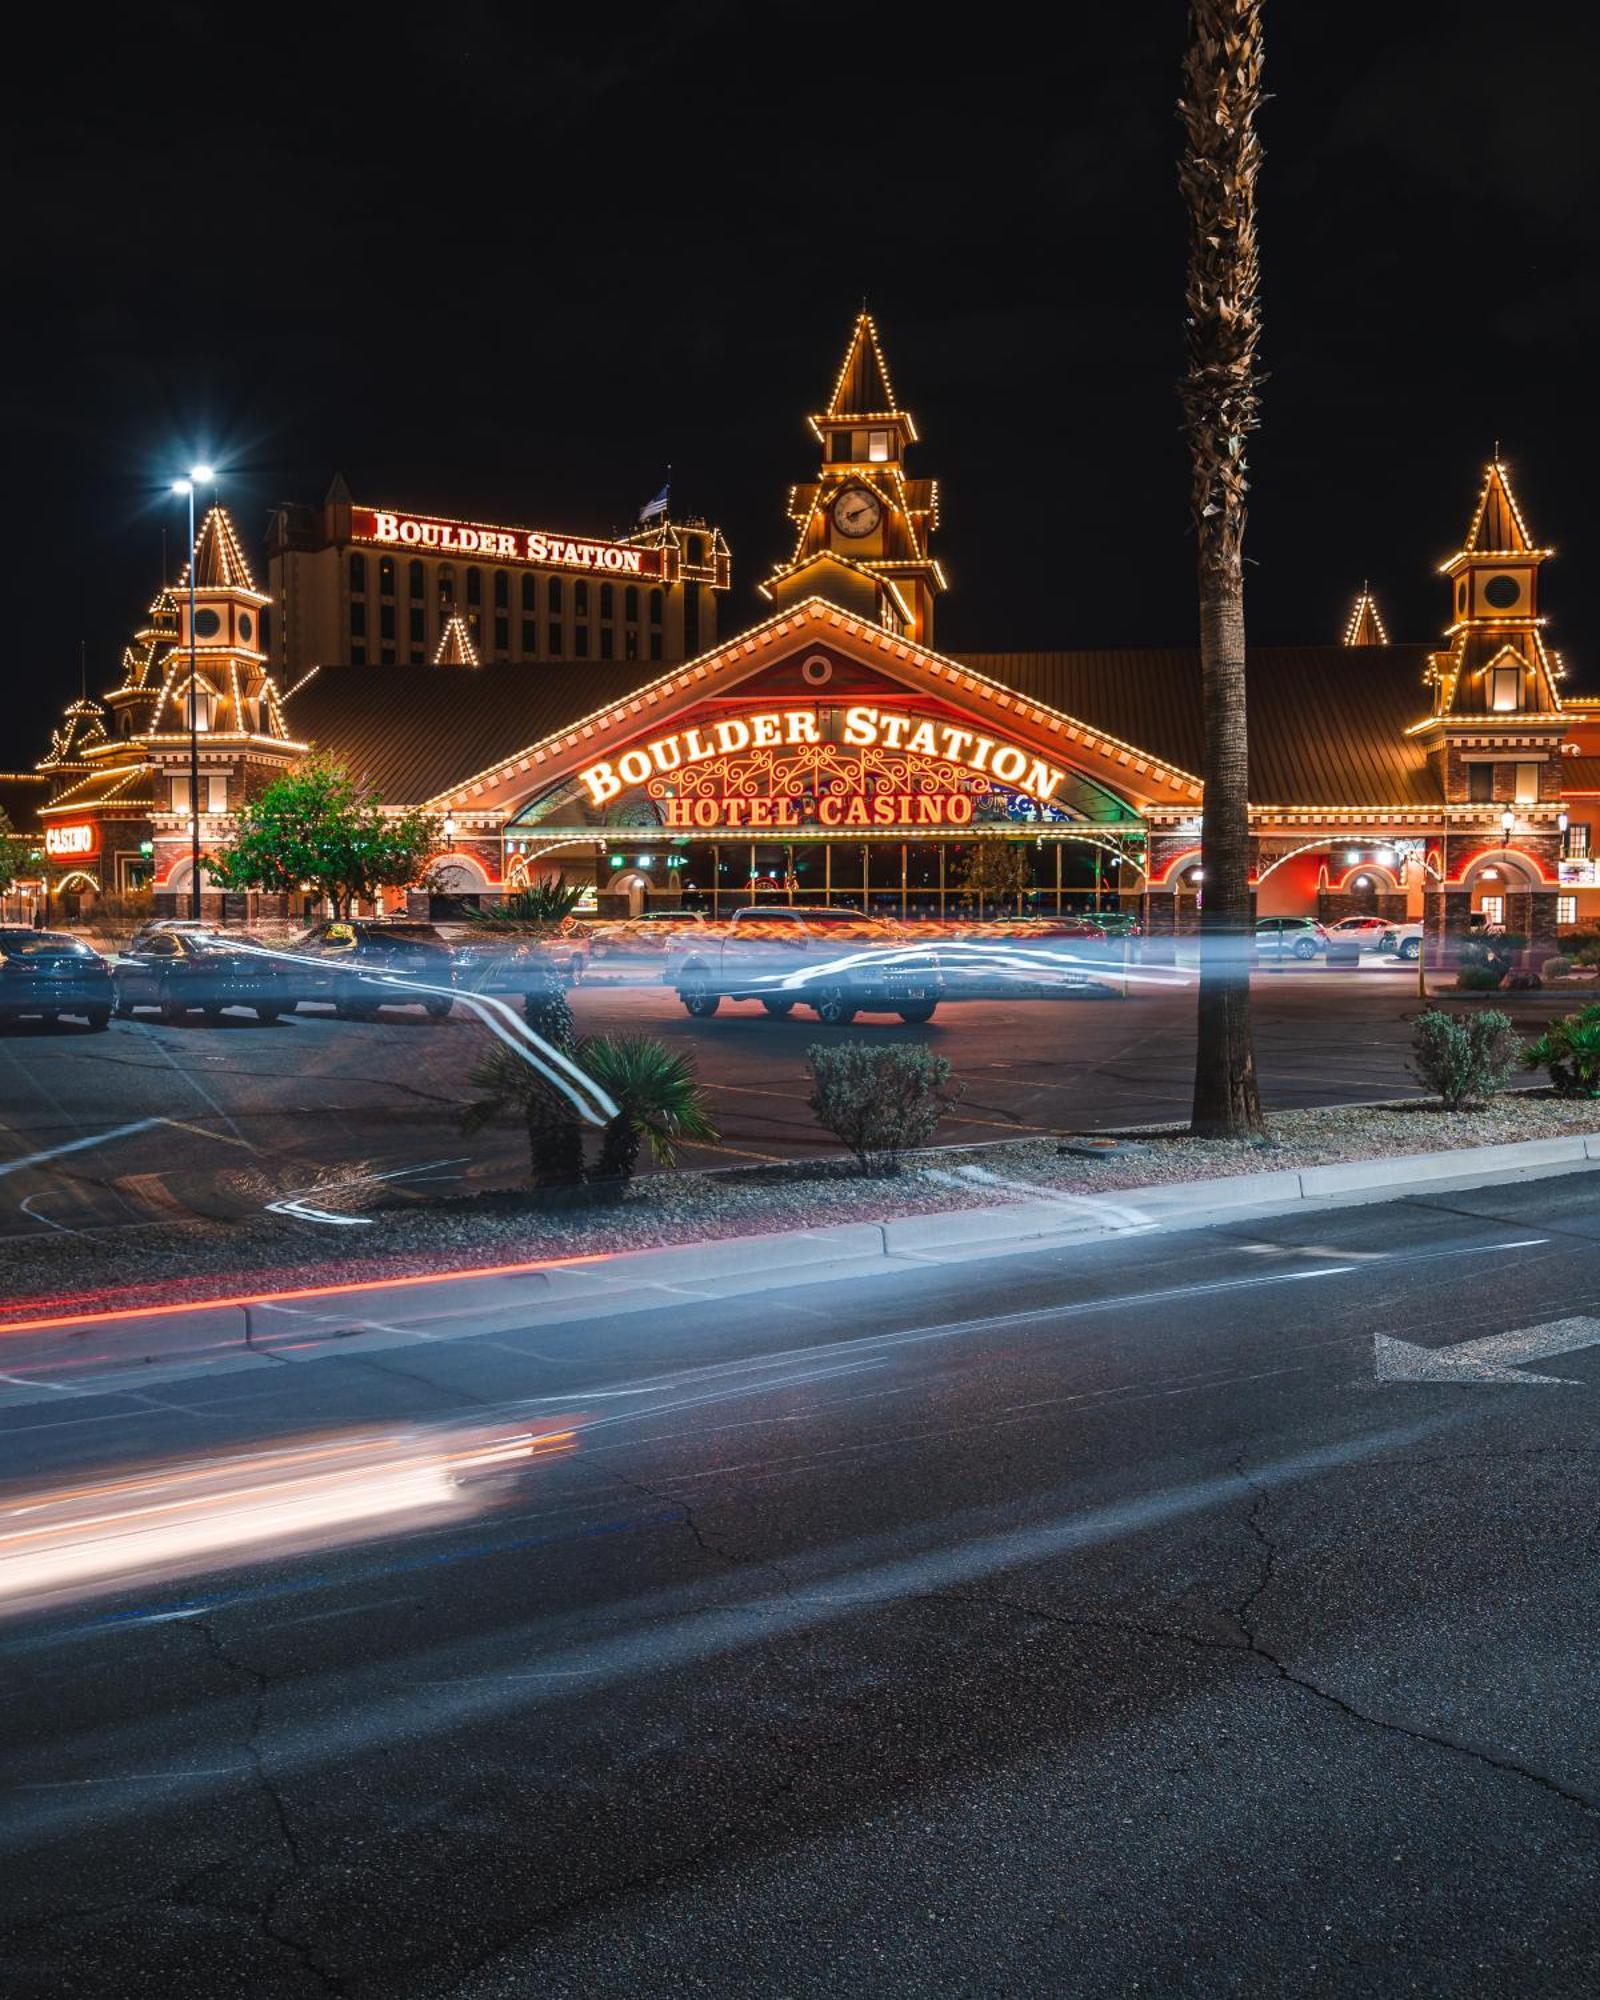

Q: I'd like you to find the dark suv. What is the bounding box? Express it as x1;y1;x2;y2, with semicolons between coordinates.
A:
294;920;455;1019
0;929;113;1029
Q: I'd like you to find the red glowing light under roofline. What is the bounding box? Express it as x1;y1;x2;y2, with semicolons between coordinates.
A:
0;1252;616;1338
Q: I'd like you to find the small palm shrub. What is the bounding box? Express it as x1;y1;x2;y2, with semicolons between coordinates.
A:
469;884;588;929
1409;1007;1521;1111
1525;1004;1600;1097
807;1043;960;1174
579;1035;720;1186
461;962;584;1189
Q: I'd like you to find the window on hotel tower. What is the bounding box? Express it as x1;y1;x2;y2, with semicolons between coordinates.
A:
409;560;425;599
493;569;509;609
348;552;367;593
547;575;562;613
379;557;395;596
438;564;455;604
466;567;481;606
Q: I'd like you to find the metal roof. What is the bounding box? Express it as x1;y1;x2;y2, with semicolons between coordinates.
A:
955;646;1442;807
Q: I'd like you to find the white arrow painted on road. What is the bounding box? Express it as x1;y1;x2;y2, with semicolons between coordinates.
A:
1375;1316;1600;1386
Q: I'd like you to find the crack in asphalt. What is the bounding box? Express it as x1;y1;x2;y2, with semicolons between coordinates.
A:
609;1470;798;1599
189;1616;349;1997
1225;1460;1600;1825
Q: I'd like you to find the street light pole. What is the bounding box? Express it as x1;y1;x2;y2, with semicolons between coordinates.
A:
171;466;215;921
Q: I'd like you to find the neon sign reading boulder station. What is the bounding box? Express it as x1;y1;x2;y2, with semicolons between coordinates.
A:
580;706;1066;813
352;508;665;578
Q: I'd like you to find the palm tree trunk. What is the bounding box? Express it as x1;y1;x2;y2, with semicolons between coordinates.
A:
1180;0;1265;1138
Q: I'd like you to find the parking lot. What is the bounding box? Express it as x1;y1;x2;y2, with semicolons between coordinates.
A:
0;958;1478;1239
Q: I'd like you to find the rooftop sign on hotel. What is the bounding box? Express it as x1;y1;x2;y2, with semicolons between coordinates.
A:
351;508;666;579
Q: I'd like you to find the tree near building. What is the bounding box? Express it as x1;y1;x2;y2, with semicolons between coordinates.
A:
953;839;1029;916
1178;0;1266;1137
209;756;440;916
0;810;33;896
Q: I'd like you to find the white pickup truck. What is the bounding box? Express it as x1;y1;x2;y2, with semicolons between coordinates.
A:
674;907;944;1025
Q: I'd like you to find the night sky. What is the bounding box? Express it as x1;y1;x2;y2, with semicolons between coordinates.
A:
6;0;1597;761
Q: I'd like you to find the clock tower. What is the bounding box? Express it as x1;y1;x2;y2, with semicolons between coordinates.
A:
763;311;946;644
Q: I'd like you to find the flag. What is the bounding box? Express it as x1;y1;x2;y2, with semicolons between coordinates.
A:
639;483;670;523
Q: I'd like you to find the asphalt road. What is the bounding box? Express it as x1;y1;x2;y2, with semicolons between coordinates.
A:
1;1172;1597;1995
0;963;1502;1236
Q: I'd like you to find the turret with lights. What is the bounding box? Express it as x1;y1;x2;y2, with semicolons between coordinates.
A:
762;311;946;645
1343;582;1388;647
1424;455;1562;718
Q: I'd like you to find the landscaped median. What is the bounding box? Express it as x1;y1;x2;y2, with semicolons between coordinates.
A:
5;1092;1600;1339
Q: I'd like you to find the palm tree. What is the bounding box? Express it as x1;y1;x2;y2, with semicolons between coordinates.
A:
579;1035;721;1185
1179;0;1266;1137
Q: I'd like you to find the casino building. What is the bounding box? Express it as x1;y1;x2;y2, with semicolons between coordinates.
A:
23;311;1600;951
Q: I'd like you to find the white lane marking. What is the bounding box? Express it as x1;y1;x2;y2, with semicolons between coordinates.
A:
265;1155;472;1226
0;1118;168;1179
1376;1314;1600;1386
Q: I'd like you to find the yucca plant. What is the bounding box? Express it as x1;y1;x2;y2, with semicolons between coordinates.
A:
578;1034;720;1185
1525;1005;1600;1097
468;884;587;929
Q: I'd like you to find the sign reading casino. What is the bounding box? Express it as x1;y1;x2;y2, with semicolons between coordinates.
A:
351;507;666;579
579;705;1067;832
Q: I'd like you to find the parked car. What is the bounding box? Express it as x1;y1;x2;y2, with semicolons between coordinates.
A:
113;931;287;1023
452;917;591;995
292;920;455;1019
123;918;218;952
586;911;716;972
675;907;943;1024
1379;921;1424;962
1322;914;1395;952
1254;917;1327;961
0;929;113;1029
1087;909;1142;938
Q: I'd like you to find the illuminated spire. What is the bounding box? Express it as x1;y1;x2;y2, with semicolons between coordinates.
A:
1459;454;1544;558
1343;582;1388;646
180;505;261;593
824;309;899;418
434;609;480;668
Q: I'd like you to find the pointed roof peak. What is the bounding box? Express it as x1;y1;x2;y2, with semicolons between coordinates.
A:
1343;583;1389;646
180;504;261;593
433;609;480;668
1462;454;1539;556
324;470;353;507
824;309;900;419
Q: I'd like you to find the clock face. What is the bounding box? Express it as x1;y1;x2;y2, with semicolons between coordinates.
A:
832;487;882;539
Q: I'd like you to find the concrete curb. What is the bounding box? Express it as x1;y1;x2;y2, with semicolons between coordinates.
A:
4;1131;1598;1397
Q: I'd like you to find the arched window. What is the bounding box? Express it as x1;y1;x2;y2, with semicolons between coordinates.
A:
378;556;396;596
438;563;455;604
466;567;482;605
574;581;588;616
408;559;425;599
546;576;563;613
599;582;614;618
493;569;509;609
349;552;367;593
521;575;535;611
624;585;639;621
649;588;664;624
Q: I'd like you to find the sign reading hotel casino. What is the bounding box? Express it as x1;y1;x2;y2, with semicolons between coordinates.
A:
580;706;1066;830
351;508;665;579
44;822;99;859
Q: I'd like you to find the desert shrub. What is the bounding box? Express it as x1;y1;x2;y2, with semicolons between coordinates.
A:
806;1042;961;1174
1542;955;1573;979
1525;1004;1600;1098
1409;1008;1521;1111
1454;931;1525;990
1570;935;1600;969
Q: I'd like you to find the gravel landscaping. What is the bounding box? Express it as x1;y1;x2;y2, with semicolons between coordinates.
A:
4;1089;1599;1324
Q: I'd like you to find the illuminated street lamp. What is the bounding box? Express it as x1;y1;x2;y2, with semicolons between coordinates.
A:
172;465;216;918
442;812;458;843
1500;806;1516;842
